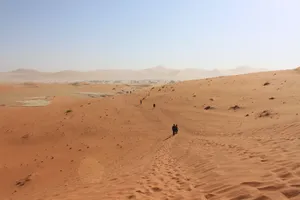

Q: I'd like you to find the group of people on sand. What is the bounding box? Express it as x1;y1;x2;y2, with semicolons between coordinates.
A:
172;124;179;136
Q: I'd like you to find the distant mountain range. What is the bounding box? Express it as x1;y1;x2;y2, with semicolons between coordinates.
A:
0;66;268;82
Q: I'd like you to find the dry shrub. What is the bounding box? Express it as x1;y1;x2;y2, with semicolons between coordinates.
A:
204;106;214;110
65;109;72;114
16;175;31;187
258;110;275;118
229;105;241;110
22;134;29;139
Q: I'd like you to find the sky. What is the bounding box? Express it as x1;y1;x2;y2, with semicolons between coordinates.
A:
0;0;299;72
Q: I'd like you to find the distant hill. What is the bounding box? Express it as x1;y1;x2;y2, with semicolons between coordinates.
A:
175;68;222;80
221;66;267;75
11;68;41;74
0;66;268;82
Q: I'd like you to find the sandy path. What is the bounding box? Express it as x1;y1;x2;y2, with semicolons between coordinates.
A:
130;105;300;200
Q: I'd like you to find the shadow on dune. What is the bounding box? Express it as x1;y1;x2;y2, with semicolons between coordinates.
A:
163;135;173;141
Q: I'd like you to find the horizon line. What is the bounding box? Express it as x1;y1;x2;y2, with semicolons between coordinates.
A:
1;66;271;73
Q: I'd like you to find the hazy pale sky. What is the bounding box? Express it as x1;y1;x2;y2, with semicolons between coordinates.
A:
0;0;299;72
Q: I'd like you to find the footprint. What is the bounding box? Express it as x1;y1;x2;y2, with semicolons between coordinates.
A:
205;193;216;199
290;163;300;170
230;194;252;200
252;195;272;200
135;190;144;194
258;183;286;191
281;188;300;198
241;181;264;187
215;186;237;194
272;167;286;173
127;194;136;199
152;187;162;192
278;171;293;180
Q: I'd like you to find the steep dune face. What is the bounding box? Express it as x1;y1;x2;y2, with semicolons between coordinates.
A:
1;69;300;200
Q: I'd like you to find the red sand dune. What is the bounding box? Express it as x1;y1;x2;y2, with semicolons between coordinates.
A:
1;69;300;200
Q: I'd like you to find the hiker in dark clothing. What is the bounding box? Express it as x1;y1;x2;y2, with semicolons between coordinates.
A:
175;124;178;134
172;124;176;136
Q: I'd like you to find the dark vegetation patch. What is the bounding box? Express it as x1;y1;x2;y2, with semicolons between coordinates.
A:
229;105;241;111
16;174;31;187
65;109;72;114
204;106;214;110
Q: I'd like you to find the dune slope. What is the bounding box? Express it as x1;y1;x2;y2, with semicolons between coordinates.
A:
1;69;300;200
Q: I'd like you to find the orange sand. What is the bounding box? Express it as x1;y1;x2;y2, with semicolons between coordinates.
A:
1;69;300;200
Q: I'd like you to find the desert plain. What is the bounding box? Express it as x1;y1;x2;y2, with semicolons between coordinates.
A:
1;69;300;200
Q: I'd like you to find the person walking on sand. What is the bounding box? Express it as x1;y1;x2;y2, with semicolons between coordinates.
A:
172;124;176;136
175;124;178;135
